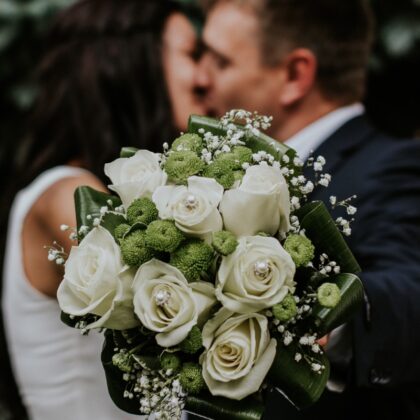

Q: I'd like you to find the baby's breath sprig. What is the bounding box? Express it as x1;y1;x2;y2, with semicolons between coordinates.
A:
335;217;354;236
318;253;341;275
120;360;187;420
329;194;358;218
59;224;78;241
220;109;273;133
44;241;67;265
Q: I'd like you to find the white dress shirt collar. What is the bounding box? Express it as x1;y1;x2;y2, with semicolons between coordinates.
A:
285;103;365;161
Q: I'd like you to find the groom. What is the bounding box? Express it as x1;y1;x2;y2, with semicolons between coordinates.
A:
196;0;420;419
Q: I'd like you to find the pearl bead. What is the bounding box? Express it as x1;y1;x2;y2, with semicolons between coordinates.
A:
155;290;170;306
254;260;270;277
184;194;198;209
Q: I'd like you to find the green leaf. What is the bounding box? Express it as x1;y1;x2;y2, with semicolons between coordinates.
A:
186;393;265;420
60;311;80;328
120;147;139;158
297;201;361;274
74;186;122;237
268;341;330;409
188;114;295;162
101;212;127;239
131;354;161;371
310;273;364;336
101;330;141;415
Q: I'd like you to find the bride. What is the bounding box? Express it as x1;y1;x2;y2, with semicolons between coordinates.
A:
1;0;205;419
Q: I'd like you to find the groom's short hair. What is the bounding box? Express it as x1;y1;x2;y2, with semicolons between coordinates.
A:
202;0;374;103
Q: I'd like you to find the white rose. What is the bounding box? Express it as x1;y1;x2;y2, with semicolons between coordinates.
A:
220;164;290;236
104;150;167;208
57;226;139;330
200;308;277;400
216;236;296;313
152;176;223;241
132;260;217;347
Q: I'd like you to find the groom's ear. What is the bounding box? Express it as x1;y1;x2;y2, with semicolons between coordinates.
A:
277;48;317;107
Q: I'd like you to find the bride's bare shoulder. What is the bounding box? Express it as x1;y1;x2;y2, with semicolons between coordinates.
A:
34;170;107;227
21;171;108;297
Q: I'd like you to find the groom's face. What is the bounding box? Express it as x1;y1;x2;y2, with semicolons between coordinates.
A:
197;2;283;126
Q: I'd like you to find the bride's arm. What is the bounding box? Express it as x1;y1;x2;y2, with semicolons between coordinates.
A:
22;172;106;298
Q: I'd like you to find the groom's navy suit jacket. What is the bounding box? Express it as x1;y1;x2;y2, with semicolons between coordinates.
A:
265;116;420;420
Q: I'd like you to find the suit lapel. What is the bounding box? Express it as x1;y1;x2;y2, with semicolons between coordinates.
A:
305;115;375;177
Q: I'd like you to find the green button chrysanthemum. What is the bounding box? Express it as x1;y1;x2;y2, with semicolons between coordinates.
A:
171;133;203;154
160;353;181;373
212;230;238;256
120;230;155;267
170;239;214;282
114;223;131;243
272;294;298;322
179;363;205;394
164;151;205;184
126;197;158;225
317;283;341;308
179;325;203;354
217;146;253;170
145;220;184;253
284;234;315;267
203;159;235;189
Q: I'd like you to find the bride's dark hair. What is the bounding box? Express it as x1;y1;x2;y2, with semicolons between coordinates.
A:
19;0;181;186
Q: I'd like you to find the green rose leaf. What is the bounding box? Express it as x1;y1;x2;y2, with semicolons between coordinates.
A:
268;340;330;409
120;147;139;158
101;330;141;415
185;392;265;420
188;114;296;164
74;186;122;240
297;201;361;274
131;354;161;371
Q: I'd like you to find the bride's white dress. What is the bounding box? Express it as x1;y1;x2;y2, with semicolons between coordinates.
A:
2;166;141;420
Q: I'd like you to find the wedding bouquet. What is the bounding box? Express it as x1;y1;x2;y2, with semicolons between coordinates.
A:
54;110;363;420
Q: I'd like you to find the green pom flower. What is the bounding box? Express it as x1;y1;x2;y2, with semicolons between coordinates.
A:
171;133;203;153
179;326;203;354
165;151;205;184
212;231;238;256
160;353;181;373
120;230;155;267
203;159;235;189
170;239;214;282
317;283;341;308
126;197;158;225
112;352;133;373
284;234;315;267
145;220;184;253
114;223;131;243
179;363;205;394
272;294;298;322
216;146;253;170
